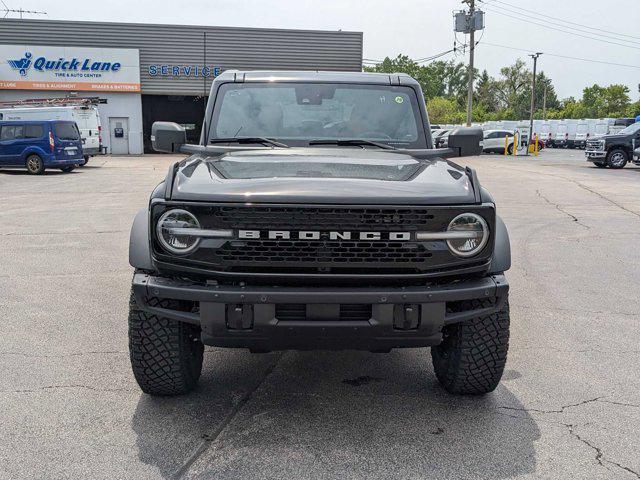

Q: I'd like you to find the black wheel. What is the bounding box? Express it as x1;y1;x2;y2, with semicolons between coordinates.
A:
431;298;510;395
60;166;75;173
128;288;204;396
506;144;514;155
80;155;89;166
607;149;628;169
594;162;607;168
26;154;45;175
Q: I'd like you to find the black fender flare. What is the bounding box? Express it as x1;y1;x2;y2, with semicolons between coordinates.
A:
489;214;511;273
129;209;153;270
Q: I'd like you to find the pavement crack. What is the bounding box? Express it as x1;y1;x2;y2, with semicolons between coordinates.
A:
574;182;640;220
171;353;284;479
536;189;590;228
499;397;603;414
565;423;640;479
598;399;640;409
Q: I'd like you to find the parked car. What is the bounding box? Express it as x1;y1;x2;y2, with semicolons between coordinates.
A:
0;120;84;174
482;129;515;154
432;129;449;147
0;105;101;166
437;130;451;148
585;121;640;169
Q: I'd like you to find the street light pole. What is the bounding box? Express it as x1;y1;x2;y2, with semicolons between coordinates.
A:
528;52;542;148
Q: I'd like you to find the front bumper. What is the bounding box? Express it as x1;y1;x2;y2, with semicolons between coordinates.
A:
132;272;509;351
585;150;606;161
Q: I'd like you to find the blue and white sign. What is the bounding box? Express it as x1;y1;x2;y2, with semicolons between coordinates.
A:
1;44;140;92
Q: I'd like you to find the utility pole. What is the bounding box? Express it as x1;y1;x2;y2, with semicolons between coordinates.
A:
542;83;547;120
455;1;483;126
465;0;475;127
528;52;542;147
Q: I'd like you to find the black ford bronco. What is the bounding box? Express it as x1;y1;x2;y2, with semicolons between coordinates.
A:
128;71;511;396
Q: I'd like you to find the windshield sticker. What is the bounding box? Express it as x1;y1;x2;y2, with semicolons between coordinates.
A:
395;96;404;104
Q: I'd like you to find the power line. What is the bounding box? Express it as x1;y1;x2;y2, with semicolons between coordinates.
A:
480;1;640;46
415;48;456;63
479;41;640;70
481;6;640;50
483;0;640;42
362;48;455;66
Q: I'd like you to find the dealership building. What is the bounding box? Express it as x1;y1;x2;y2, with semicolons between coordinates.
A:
0;19;363;154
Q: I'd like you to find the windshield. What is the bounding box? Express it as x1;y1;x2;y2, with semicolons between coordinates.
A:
617;122;640;135
208;82;427;148
595;124;608;134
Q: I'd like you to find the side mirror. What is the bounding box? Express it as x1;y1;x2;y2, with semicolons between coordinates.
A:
447;127;483;157
151;122;187;153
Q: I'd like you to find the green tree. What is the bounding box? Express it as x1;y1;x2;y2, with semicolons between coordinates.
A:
582;84;631;117
474;70;500;112
495;59;532;119
427;96;464;124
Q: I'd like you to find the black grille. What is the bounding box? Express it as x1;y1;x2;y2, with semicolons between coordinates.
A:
207;206;436;231
217;240;431;264
154;204;495;275
275;304;372;321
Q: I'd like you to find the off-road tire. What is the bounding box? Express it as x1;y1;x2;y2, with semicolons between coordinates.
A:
128;289;204;396
431;298;510;395
607;149;628;169
594;161;607;168
26;154;45;175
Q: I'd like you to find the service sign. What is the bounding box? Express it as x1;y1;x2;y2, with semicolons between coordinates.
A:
0;44;141;92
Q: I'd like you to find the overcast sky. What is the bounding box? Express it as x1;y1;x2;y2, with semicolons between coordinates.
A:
4;0;639;101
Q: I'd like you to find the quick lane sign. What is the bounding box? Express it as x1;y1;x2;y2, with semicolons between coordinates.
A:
0;45;141;92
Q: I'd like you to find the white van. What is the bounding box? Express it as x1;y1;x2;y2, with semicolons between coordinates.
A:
594;119;615;137
0;105;101;164
565;120;579;148
553;121;569;148
574;119;597;149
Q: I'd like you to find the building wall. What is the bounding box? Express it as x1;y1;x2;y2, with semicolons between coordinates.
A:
0;90;144;154
0;19;364;96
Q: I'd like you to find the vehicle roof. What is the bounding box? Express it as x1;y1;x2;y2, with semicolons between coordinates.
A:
214;69;421;86
0;120;75;124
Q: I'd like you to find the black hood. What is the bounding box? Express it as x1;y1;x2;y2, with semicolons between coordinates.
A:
170;148;477;205
601;134;628;142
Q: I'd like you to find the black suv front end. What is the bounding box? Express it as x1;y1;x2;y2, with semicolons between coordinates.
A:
132;199;508;351
128;70;511;397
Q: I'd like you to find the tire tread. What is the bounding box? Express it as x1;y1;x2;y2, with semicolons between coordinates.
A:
431;298;510;395
128;290;203;396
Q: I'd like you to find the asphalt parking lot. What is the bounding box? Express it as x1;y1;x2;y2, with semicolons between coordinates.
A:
1;148;639;480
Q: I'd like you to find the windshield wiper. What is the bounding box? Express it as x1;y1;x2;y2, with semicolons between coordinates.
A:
308;139;395;150
209;137;289;148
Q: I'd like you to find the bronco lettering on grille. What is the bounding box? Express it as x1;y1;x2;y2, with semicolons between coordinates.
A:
237;230;412;241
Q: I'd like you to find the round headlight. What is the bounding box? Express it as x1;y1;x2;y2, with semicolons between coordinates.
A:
446;213;489;258
156;209;200;254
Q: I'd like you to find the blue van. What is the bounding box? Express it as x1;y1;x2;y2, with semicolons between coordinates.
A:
0;120;84;174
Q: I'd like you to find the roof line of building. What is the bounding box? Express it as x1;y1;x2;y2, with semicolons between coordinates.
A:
0;17;363;36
